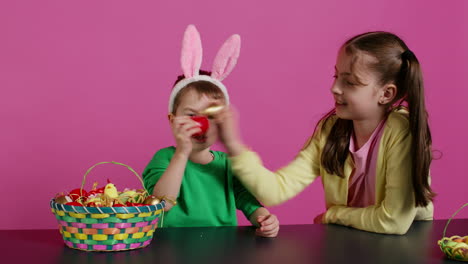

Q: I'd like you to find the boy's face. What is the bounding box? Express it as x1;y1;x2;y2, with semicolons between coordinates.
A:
173;89;224;151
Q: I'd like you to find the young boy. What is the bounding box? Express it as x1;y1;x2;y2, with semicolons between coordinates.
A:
142;25;279;237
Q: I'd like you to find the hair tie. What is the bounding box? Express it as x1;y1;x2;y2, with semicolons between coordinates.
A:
401;49;415;61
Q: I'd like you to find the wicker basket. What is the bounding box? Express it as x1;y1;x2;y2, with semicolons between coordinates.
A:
438;203;468;261
50;161;165;251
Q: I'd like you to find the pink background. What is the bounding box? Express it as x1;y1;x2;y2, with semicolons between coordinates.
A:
1;0;467;229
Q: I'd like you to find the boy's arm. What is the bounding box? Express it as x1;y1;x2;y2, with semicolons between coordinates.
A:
232;174;279;237
145;116;201;211
142;148;189;212
151;149;189;211
248;207;269;226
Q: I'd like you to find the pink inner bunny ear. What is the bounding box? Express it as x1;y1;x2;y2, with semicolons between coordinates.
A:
181;25;202;78
211;34;241;81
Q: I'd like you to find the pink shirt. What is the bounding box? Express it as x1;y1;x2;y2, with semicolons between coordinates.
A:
347;120;386;207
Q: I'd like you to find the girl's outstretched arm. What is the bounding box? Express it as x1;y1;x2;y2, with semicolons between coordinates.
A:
215;106;323;206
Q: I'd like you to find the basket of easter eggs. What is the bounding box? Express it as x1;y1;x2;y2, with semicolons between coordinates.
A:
50;161;165;252
438;203;468;261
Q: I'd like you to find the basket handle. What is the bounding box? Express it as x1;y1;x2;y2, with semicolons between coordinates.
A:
80;161;147;196
443;203;468;238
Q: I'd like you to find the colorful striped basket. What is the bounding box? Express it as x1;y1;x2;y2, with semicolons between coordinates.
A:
50;161;165;252
438;203;468;262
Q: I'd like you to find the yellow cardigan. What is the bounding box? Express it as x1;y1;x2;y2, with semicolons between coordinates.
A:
231;108;433;235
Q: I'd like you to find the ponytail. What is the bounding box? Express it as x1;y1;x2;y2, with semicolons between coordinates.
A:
398;50;435;207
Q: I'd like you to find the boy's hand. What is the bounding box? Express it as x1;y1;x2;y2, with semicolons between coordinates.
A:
213;106;245;156
170;116;201;155
256;214;280;237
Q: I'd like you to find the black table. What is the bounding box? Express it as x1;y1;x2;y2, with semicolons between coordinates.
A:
1;219;465;264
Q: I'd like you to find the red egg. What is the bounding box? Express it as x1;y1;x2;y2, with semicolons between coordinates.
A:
191;116;209;137
69;188;88;201
88;187;104;196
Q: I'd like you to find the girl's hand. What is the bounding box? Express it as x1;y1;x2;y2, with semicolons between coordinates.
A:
213;106;245;156
313;212;326;224
255;214;280;237
170;116;201;156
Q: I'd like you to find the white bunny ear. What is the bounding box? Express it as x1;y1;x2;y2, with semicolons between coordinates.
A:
181;25;202;78
211;34;241;81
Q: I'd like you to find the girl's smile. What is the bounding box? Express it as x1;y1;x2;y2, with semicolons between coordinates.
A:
334;98;347;106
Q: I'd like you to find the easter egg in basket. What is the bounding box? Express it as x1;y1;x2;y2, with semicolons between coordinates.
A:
50;161;165;252
438;203;468;261
69;188;88;201
439;236;468;262
144;195;161;205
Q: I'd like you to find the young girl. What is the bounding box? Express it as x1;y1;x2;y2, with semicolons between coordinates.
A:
142;25;279;237
215;31;434;235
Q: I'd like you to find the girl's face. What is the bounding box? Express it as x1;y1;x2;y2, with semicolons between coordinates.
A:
331;48;387;122
174;89;224;151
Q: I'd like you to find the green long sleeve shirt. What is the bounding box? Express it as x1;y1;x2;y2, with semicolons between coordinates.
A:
142;147;262;227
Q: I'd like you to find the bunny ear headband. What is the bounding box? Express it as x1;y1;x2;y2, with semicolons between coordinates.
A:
168;24;241;113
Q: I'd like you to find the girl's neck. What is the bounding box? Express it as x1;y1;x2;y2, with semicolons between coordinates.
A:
352;115;386;149
189;148;213;164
